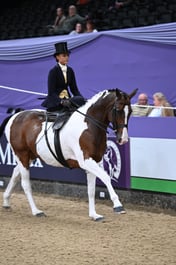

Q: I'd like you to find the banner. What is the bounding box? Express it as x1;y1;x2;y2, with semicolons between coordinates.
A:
0;135;130;189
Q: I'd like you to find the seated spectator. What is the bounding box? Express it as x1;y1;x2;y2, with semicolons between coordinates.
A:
148;92;174;117
108;0;133;12
132;93;152;116
84;20;98;33
69;22;84;35
53;5;86;35
46;7;66;35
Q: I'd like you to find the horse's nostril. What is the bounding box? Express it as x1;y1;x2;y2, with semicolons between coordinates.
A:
117;136;129;145
117;137;121;144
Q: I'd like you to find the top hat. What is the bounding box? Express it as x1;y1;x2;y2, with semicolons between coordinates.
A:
53;42;70;57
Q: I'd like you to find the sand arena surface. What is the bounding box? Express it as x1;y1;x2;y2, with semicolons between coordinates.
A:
0;191;175;265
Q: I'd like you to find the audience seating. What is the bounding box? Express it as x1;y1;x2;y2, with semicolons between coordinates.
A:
0;0;175;40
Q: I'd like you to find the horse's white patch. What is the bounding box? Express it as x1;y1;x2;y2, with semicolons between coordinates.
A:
124;105;129;125
121;127;128;144
120;105;129;144
36;122;63;167
84;90;109;109
36;105;89;167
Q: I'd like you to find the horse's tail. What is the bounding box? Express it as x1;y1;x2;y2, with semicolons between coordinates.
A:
0;108;24;138
0;115;12;138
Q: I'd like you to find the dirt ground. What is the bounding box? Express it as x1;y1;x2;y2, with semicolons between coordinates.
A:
0;191;175;265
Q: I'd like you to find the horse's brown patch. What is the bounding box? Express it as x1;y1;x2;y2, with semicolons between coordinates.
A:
66;159;80;168
10;111;45;168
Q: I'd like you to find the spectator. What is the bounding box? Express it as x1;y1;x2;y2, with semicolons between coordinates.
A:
84;20;98;33
108;0;133;12
46;7;66;35
148;92;174;117
69;22;84;35
132;93;152;116
53;5;86;35
41;42;86;112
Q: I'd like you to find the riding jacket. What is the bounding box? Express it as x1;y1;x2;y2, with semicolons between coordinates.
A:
41;64;83;111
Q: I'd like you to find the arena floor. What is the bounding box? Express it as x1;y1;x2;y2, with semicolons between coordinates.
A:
0;191;175;265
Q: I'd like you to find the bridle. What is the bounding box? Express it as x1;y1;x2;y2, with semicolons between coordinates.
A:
111;96;129;134
75;92;129;135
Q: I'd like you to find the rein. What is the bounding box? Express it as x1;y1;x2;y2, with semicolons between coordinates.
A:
75;105;126;134
75;109;110;133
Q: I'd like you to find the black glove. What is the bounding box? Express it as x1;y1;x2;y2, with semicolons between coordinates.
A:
61;99;71;108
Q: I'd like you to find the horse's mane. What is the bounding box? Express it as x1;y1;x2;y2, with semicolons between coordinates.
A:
84;90;113;109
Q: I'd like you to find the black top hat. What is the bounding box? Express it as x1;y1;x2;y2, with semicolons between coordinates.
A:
53;42;70;57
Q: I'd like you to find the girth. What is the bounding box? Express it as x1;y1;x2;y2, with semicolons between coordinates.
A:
54;129;70;168
44;110;72;168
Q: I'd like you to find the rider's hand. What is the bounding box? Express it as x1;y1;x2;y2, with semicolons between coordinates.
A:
61;99;71;108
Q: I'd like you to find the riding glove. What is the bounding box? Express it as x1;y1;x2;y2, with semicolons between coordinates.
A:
61;99;71;108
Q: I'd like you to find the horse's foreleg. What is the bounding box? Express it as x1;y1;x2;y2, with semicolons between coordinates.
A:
82;158;125;215
3;165;21;208
86;171;104;221
19;164;45;216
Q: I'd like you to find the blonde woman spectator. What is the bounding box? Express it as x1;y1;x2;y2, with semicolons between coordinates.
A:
148;92;174;117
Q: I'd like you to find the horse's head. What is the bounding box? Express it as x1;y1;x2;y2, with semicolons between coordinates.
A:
109;88;138;145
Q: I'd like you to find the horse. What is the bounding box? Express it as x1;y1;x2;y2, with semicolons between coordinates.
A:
1;88;137;221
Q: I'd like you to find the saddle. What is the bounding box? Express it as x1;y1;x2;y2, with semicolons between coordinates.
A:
46;109;74;131
45;96;86;130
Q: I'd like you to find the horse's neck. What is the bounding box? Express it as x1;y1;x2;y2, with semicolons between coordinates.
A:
87;98;113;126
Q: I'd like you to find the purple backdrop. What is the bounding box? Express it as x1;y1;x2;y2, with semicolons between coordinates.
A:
0;34;176;122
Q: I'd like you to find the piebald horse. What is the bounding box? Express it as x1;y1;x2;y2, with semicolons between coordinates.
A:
1;88;137;221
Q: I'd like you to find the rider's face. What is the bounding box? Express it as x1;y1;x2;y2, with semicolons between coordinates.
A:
56;53;69;65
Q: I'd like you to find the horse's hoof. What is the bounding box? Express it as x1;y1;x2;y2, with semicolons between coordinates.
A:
113;206;126;214
95;216;105;222
2;205;11;209
36;212;47;217
90;215;104;221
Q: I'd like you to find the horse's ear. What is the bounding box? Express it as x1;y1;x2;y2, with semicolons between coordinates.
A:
128;88;138;99
115;88;121;97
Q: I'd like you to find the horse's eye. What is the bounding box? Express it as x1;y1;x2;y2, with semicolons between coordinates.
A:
116;104;124;110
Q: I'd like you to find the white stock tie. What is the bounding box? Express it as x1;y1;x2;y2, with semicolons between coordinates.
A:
60;64;67;82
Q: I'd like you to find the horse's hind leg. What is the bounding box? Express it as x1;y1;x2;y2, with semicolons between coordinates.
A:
19;163;45;216
3;165;21;208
